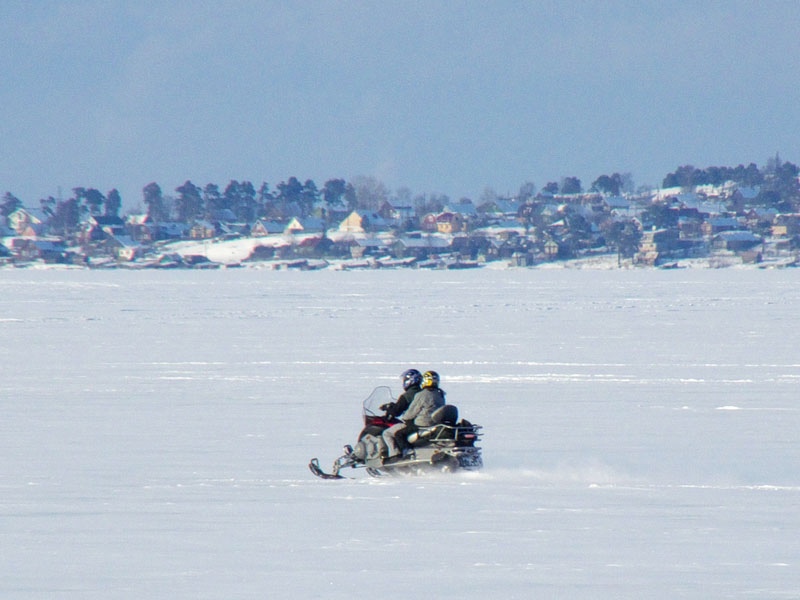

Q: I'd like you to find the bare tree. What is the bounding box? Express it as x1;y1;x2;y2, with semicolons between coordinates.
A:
351;175;389;211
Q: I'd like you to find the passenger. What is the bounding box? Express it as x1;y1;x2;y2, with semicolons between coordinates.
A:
383;370;445;460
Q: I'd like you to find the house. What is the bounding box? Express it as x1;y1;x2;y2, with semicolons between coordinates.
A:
498;234;535;260
158;222;190;240
445;200;479;221
82;215;126;243
379;201;415;226
677;216;704;240
603;196;631;214
284;217;301;234
635;228;680;265
495;198;521;216
741;250;762;264
93;215;125;234
217;222;249;238
702;217;740;237
728;186;761;212
478;221;526;240
477;198;521;220
674;193;725;217
313;198;350;223
190;220;216;239
771;214;800;237
351;237;391;259
295;234;329;257
126;214;155;242
8;207;49;236
250;219;285;237
285;217;324;234
744;208;778;230
448;232;499;261
434;212;466;234
544;239;560;259
126;214;188;241
393;235;452;259
11;238;67;262
338;211;365;233
338;211;388;233
538;203;562;223
106;235;144;261
713;230;762;252
421;213;438;232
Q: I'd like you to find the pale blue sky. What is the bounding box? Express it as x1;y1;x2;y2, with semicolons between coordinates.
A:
2;1;799;207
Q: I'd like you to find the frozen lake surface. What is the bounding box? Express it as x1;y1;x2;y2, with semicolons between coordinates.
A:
1;268;799;598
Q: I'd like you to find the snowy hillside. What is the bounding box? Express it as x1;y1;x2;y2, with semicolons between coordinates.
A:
2;268;799;598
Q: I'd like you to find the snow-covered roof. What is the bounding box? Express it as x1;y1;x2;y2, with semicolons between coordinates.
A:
708;217;740;227
444;202;478;217
604;196;630;209
355;237;390;248
290;217;324;232
10;207;49;222
111;235;141;249
255;219;285;234
191;220;216;232
714;230;761;242
397;236;452;249
494;199;521;214
126;213;150;225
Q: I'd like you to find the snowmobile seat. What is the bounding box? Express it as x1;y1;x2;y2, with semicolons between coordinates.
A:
432;404;459;426
407;405;459;444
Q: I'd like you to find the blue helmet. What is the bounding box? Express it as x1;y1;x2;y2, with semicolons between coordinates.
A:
401;368;422;391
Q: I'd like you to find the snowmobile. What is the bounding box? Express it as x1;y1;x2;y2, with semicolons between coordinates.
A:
309;386;483;479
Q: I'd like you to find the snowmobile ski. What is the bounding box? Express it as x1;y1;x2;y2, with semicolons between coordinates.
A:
308;457;347;480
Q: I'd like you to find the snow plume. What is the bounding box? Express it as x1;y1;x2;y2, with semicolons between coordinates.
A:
480;462;625;488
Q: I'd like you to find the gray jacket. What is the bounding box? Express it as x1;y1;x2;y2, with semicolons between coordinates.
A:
402;387;446;427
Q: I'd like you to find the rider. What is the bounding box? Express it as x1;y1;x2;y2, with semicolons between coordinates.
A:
382;370;445;460
380;369;422;419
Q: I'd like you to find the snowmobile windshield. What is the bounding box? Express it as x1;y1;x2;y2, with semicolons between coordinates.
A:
362;386;395;418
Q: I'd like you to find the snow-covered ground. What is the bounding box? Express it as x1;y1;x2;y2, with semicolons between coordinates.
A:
1;268;799;598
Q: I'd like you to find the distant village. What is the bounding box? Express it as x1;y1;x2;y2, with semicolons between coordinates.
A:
2;175;800;270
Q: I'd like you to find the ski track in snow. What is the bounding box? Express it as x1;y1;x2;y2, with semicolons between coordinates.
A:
1;268;799;599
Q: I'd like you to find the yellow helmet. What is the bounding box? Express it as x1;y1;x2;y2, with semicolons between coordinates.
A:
421;370;440;389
